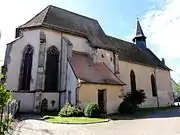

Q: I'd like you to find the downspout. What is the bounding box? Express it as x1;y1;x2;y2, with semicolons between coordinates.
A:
154;68;159;107
59;33;63;110
65;44;68;103
76;79;82;105
113;51;116;74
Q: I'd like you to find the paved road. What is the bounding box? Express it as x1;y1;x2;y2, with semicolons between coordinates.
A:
12;109;180;135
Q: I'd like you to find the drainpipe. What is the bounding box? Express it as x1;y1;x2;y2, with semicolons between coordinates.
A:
154;68;160;107
65;44;69;104
113;51;116;74
76;79;82;105
59;33;63;110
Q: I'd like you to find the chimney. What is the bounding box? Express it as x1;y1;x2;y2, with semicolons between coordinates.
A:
162;58;165;64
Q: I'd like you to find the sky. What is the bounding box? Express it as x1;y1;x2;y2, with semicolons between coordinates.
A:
0;0;179;82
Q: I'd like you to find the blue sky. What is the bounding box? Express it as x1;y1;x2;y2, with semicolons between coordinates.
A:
0;0;179;82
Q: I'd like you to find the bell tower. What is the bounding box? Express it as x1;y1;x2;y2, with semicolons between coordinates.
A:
133;19;147;49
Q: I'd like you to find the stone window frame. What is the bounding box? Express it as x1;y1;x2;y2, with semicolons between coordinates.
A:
44;46;59;91
130;70;136;91
151;74;157;97
18;45;34;91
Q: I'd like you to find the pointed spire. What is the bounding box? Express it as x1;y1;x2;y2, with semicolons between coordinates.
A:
133;18;146;42
133;18;147;49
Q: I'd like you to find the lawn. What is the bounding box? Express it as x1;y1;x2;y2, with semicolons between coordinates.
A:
44;116;108;124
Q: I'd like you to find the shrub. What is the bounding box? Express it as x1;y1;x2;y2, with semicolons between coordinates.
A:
84;103;101;118
118;90;146;115
119;100;138;114
59;103;83;117
124;89;146;106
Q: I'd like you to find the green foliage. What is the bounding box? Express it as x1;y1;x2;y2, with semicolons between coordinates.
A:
0;68;13;135
119;100;138;114
0;118;13;135
84;103;101;118
124;89;146;106
176;82;180;92
0;85;12;108
59;103;83;117
44;116;107;124
119;90;146;115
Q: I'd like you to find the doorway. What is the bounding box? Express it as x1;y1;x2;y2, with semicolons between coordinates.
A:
98;89;107;113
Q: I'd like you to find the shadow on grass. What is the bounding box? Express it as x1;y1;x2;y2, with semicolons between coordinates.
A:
107;106;180;120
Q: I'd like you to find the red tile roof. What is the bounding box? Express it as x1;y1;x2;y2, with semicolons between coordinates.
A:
71;51;125;85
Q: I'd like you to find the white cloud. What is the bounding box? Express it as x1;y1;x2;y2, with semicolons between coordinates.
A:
0;0;47;65
0;0;78;66
140;0;180;82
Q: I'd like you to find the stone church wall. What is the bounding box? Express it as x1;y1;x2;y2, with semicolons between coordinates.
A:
6;29;40;91
63;33;91;53
96;49;115;73
13;92;35;112
66;62;78;105
119;60;173;107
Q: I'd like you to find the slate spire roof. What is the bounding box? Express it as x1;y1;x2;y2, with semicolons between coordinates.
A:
133;19;146;42
16;5;170;71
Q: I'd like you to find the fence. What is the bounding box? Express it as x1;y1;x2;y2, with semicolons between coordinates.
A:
0;100;19;125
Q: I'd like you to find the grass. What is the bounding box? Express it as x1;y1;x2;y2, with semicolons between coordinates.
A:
44;116;108;124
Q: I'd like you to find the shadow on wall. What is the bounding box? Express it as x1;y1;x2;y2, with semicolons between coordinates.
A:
108;107;180;121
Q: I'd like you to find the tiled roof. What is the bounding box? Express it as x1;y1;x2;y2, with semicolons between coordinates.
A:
18;5;112;50
107;35;170;70
17;5;170;71
70;51;125;85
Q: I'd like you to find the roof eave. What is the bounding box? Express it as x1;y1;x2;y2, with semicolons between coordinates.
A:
81;81;125;86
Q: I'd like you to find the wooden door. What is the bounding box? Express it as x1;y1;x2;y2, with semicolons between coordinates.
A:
98;90;106;113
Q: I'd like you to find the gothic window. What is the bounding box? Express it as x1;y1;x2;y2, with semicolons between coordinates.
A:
151;74;157;97
130;70;136;91
44;46;59;91
19;45;33;90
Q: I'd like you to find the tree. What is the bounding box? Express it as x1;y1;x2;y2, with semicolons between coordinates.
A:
176;82;180;97
123;89;146;107
0;67;12;135
177;82;180;91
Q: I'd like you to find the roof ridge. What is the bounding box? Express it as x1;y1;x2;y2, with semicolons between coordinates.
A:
107;35;143;51
49;5;98;22
19;5;50;28
107;35;134;45
42;5;51;25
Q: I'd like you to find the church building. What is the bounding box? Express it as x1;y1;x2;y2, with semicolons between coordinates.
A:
3;5;173;114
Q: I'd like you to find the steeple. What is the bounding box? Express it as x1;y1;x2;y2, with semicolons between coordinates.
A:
133;18;147;49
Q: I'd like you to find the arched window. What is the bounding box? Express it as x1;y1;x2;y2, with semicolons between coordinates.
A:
44;46;59;91
19;45;33;90
151;74;157;97
130;70;136;91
